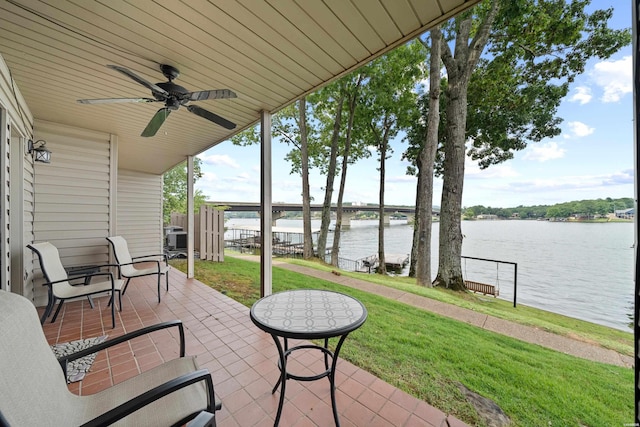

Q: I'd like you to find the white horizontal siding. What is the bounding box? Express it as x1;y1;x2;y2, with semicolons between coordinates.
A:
0;54;33;298
116;170;163;258
31;121;113;306
22;160;35;301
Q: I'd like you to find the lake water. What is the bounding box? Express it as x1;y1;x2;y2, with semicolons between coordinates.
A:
225;218;635;332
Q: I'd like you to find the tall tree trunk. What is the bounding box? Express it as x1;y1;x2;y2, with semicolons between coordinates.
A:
416;27;441;287
434;3;498;291
377;124;390;275
434;81;466;291
316;94;345;260
331;78;361;266
298;98;313;258
409;166;422;277
331;150;349;266
377;141;387;274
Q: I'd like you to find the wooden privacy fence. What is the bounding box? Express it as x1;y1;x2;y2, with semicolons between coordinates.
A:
199;205;224;261
169;205;224;261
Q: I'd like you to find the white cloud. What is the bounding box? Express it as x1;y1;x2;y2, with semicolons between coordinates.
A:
522;141;566;162
462;169;634;207
566;121;595;138
199;171;218;182
591;55;632;103
198;153;240;168
387;175;417;183
465;160;519;179
196;174;257;202
507;170;633;193
568;86;592;104
230;172;251;183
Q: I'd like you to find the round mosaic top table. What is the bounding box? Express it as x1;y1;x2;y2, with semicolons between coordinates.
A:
250;289;367;426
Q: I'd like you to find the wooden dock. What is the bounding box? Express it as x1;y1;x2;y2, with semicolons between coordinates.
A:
356;253;409;273
384;253;410;269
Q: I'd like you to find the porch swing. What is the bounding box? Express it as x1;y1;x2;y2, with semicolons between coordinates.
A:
463;258;500;297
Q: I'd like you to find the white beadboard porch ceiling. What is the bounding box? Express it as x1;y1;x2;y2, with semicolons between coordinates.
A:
0;0;479;174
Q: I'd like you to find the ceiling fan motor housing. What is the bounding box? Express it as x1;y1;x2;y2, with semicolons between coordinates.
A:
156;81;191;106
160;64;180;81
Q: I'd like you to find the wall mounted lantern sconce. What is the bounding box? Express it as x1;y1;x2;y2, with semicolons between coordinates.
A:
27;139;51;164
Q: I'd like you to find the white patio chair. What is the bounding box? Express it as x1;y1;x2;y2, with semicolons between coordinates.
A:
28;242;124;329
106;236;170;303
0;290;219;426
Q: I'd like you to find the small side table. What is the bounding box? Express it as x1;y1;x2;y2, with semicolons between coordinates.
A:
250;289;367;427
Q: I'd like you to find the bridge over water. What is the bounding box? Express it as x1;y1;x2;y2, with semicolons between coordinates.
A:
208;201;439;226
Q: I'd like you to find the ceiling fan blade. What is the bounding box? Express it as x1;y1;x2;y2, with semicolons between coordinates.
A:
188;89;237;101
77;97;157;104
141;108;171;137
107;65;169;97
186;105;236;129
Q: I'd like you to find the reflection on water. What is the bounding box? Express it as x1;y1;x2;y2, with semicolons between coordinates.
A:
225;218;634;332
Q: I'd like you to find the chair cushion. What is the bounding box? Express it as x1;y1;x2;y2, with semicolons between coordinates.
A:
81;357;210;426
1;290;212;426
107;236;133;265
53;278;125;299
0;290;82;426
29;242;69;283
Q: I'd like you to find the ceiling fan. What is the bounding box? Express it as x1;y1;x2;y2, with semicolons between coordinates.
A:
77;64;237;137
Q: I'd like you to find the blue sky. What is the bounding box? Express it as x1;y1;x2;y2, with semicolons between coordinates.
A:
196;2;633;209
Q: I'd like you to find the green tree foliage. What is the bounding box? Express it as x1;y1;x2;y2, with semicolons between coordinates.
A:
162;158;206;225
231;101;321;259
327;73;367;266
466;1;631;168
231;103;322;174
429;0;630;291
358;41;425;274
462;208;476;220
464;197;633;219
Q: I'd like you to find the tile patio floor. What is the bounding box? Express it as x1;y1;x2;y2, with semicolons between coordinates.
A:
40;268;469;427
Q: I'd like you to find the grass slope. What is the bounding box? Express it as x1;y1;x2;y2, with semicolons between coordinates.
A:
285;258;633;357
170;257;633;426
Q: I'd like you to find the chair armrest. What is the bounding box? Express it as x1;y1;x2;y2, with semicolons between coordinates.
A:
132;253;169;264
94;263;122;270
187;411;216;427
59;321;185;375
79;369;218;427
117;259;166;271
0;411;10;427
43;271;116;287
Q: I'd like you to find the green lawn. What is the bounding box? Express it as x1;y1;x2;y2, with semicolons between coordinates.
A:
284;257;634;357
170;257;634;426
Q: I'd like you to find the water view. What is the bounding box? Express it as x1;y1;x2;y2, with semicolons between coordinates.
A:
225;218;634;332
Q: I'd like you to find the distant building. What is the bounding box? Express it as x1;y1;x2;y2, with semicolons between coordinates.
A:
476;214;499;220
615;208;635;219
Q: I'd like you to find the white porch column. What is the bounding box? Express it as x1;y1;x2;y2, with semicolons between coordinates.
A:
632;2;639;422
187;155;195;279
260;110;273;296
